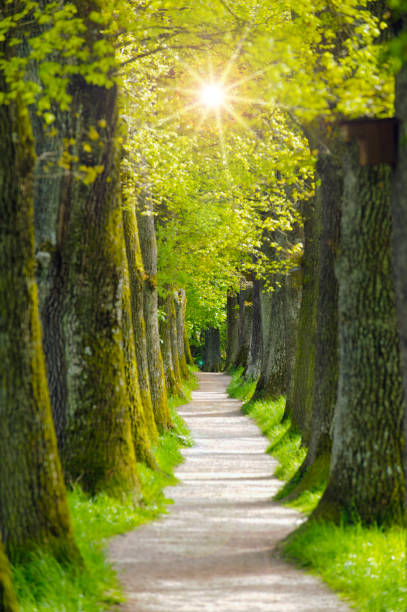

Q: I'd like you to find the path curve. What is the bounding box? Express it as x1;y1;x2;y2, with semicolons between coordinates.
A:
109;372;349;611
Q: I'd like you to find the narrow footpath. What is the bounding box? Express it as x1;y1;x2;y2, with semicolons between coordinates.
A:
109;372;349;611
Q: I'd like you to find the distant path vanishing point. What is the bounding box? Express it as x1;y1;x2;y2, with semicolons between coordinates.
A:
109;372;349;612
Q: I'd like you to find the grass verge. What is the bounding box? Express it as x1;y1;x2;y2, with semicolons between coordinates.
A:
227;367;407;611
12;376;196;611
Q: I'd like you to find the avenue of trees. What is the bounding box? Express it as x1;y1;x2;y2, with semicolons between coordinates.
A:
1;0;407;606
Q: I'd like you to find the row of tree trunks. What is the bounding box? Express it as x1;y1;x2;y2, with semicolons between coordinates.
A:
228;127;406;525
159;288;191;395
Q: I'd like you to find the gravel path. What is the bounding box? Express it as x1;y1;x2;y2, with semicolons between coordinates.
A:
109;372;349;611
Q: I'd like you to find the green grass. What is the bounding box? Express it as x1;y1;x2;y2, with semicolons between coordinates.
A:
283;522;407;612
227;367;407;611
12;377;196;611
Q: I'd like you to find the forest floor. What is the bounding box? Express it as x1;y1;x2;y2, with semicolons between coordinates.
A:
109;372;349;611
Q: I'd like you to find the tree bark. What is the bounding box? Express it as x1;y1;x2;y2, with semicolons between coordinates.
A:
175;289;189;379
0;87;78;562
224;292;240;370
284;198;320;442
168;291;183;388
235;286;253;368
137;199;172;430
203;328;222;372
245;276;263;380
0;538;18;612
391;62;407;522
121;253;156;468
254;273;301;399
159;293;182;397
313;144;405;526
122;201;158;443
184;325;194;366
282;133;342;498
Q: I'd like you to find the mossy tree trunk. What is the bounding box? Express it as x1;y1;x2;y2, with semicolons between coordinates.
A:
0;538;18;612
175;289;189;379
313;145;405;526
236;286;253;368
225;292;239;371
122;201;158;443
245;276;263;380
121;250;156;469
254;273;300;400
27;1;141;496
56;75;139;496
203;328;222;372
284;198;320;442
137;197;172;430
184;325;194;366
168;291;183;389
0;84;78;562
282;133;342;498
391;62;407;519
159;293;182;397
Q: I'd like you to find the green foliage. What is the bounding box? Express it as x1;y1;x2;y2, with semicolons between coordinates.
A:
283;522;407;612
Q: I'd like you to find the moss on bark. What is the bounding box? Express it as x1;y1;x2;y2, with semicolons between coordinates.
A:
0;538;18;612
122;201;158;443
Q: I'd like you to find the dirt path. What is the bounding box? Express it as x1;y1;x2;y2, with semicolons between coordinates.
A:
109;372;349;611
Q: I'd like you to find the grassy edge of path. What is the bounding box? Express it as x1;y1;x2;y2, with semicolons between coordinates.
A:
11;370;198;611
227;368;407;612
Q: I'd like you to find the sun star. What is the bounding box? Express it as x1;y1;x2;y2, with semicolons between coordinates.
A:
199;83;225;109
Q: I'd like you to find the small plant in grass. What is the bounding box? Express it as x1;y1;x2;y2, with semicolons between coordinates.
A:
12;378;195;611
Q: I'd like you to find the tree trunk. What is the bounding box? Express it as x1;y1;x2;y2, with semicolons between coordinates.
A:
0;88;78;562
49;73;139;496
159;293;182;397
254;273;301;399
313;144;405;526
284;198;320;442
168;292;183;389
121;253;156;469
137;198;172;430
235;286;253;368
282;134;342;498
175;289;189;379
184;325;194;366
203;328;222;372
0;538;18;612
122;201;158;443
224;292;240;370
391;62;407;522
245;277;263;380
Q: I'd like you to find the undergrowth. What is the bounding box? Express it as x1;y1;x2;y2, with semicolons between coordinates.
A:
227;367;407;611
12;374;196;611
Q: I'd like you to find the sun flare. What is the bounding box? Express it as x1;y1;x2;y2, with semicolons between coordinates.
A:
199;83;226;109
